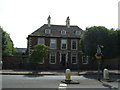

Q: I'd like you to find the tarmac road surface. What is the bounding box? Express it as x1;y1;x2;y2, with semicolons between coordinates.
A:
2;75;119;89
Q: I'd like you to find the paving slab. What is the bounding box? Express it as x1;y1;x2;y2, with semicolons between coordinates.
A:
0;70;120;75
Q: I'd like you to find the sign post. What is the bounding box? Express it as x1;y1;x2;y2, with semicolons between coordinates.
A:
95;45;103;81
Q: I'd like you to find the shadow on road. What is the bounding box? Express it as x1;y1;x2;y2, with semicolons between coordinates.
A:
100;80;118;89
102;83;113;89
24;71;43;78
80;71;103;80
81;71;119;81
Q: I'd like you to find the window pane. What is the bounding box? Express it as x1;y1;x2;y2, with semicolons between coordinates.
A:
38;38;44;44
50;53;56;64
61;30;66;35
61;40;67;49
51;44;56;48
72;40;77;50
50;39;56;49
45;29;51;34
62;40;67;43
71;53;77;64
51;39;56;43
75;31;81;35
62;44;66;49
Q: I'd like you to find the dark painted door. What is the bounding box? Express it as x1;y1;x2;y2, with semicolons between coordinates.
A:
61;54;66;67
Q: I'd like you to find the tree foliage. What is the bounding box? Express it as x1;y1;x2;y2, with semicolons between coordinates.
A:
117;30;120;54
80;26;119;59
31;44;49;64
0;27;16;57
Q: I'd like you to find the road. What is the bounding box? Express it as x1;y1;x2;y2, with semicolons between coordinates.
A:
2;75;119;89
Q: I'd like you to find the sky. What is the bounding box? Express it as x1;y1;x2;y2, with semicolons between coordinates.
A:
0;0;119;48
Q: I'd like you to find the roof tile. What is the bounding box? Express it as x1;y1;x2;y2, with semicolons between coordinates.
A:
29;24;83;38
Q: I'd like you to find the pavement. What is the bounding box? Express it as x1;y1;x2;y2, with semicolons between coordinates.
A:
0;69;120;75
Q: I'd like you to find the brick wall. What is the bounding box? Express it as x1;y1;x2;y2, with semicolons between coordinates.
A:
2;56;29;69
2;56;119;70
101;57;120;70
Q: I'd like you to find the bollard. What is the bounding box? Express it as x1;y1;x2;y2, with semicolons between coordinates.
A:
103;69;109;80
65;69;71;81
61;69;79;84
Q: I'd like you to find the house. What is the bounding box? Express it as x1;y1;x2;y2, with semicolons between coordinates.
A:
15;48;27;56
27;16;90;70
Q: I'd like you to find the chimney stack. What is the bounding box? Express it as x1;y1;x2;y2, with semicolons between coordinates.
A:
47;15;51;27
66;16;70;28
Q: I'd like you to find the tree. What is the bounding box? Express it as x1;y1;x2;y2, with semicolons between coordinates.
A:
0;27;16;57
116;30;120;55
106;29;118;58
80;26;118;59
31;44;49;64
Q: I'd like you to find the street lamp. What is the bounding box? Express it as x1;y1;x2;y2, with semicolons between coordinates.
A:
95;45;103;81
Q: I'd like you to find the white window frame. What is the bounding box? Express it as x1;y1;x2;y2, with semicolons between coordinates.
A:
71;39;78;50
50;53;56;64
75;31;81;35
45;29;51;34
61;30;66;35
61;39;67;50
38;38;45;45
82;56;89;64
71;53;77;64
50;39;57;49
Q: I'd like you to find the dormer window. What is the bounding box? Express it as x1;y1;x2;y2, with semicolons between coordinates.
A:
75;31;81;35
45;29;51;34
61;30;66;35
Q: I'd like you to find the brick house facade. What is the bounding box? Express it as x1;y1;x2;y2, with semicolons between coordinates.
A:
27;16;90;70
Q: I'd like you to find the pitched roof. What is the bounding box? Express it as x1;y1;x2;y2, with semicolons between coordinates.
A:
29;24;83;38
16;48;27;53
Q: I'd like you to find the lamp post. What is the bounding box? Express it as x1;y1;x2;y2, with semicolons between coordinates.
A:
95;45;103;81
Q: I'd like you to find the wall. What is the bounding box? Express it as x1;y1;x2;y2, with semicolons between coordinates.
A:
101;57;120;70
2;56;29;69
2;56;119;70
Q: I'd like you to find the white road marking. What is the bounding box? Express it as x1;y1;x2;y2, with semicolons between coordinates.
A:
58;87;67;90
59;84;67;87
58;84;67;90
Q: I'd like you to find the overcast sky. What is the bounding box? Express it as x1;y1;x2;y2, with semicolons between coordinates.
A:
0;0;119;48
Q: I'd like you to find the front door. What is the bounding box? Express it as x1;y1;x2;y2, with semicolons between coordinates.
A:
61;53;67;67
